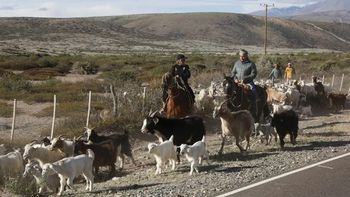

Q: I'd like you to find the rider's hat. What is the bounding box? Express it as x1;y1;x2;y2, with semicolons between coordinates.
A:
176;54;188;60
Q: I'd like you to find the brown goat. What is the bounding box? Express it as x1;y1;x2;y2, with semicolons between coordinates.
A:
213;100;254;155
328;93;347;112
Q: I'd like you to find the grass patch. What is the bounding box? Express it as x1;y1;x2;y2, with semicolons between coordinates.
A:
0;101;13;117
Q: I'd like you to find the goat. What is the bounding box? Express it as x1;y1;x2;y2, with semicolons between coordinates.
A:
49;135;75;157
0;149;24;177
254;123;277;145
141;111;206;146
179;136;209;175
213;100;254;155
148;135;177;175
313;76;325;95
266;87;288;104
23;160;60;194
328;93;347;112
74;139;116;175
23;141;65;163
40;149;95;196
272;103;293;114
271;109;299;148
85;128;137;169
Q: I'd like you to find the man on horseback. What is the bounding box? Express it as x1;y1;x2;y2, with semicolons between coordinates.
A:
231;49;258;119
161;54;195;111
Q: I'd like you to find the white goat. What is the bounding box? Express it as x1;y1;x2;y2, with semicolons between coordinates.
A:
179;136;209;175
48;135;75;157
0;144;6;155
254;123;277;145
0;149;24;177
23;160;60;194
213;100;254;155
148;135;177;175
40;149;95;196
272;103;293;114
23;142;65;163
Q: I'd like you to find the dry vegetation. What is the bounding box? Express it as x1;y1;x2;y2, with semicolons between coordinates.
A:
0;52;350;195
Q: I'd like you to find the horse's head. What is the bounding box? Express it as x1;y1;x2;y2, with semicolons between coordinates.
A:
222;74;238;98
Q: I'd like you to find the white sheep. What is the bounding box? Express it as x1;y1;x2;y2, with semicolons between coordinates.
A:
148;135;177;175
23;141;65;163
213;100;254;155
0;149;24;177
23;160;60;194
179;136;209;175
40;149;95;196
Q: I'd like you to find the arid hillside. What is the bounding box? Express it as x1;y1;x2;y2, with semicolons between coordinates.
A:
0;13;350;54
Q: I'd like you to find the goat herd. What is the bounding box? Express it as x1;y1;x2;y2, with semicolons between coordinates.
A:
0;77;348;196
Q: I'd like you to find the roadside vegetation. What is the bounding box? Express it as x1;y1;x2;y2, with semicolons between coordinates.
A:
0;52;350;194
1;52;350;136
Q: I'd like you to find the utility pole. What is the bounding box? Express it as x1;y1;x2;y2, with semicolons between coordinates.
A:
260;3;274;55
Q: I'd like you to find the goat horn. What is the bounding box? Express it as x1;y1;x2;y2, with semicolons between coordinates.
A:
148;109;153;116
219;99;229;109
150;110;158;117
76;135;83;141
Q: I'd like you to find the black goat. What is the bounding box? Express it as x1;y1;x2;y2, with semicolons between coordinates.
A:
74;139;116;175
85;128;136;169
271;109;299;148
141;111;206;147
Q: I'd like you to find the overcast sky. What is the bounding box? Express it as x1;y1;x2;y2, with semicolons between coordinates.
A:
0;0;322;18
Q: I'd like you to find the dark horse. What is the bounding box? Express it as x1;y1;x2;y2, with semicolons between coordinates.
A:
162;73;194;118
222;75;269;122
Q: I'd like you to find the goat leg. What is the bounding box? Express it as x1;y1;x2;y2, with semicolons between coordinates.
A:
235;137;245;153
218;135;225;156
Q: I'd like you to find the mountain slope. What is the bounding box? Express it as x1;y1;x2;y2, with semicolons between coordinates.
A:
250;0;350;23
0;13;349;54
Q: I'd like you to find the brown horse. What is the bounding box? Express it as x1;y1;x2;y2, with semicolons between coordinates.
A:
162;73;194;118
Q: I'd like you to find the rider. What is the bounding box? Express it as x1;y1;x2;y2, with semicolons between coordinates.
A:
231;49;257;118
161;54;195;109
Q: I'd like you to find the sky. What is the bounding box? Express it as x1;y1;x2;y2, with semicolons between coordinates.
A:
0;0;322;18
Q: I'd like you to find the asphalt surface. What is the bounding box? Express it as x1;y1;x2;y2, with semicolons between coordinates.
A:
217;153;350;197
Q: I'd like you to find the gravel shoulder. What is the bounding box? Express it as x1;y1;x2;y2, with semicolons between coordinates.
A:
58;109;350;197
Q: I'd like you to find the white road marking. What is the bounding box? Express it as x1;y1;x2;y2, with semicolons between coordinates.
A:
317;165;333;170
216;152;350;197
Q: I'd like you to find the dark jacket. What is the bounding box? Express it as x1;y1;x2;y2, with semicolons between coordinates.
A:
172;64;191;84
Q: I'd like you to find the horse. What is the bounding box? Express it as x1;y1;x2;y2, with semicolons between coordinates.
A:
162;73;194;118
222;75;270;123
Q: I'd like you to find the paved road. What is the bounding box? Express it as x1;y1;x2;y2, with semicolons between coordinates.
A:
217;152;350;197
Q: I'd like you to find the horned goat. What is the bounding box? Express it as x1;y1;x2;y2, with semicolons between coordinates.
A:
213;100;254;155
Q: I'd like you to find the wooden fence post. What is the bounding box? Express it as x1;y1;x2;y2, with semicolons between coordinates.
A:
86;91;92;128
110;84;117;117
142;86;147;114
50;95;56;140
10;99;16;143
339;74;344;92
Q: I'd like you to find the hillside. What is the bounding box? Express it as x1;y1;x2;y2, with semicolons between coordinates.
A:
251;0;350;24
0;13;350;54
